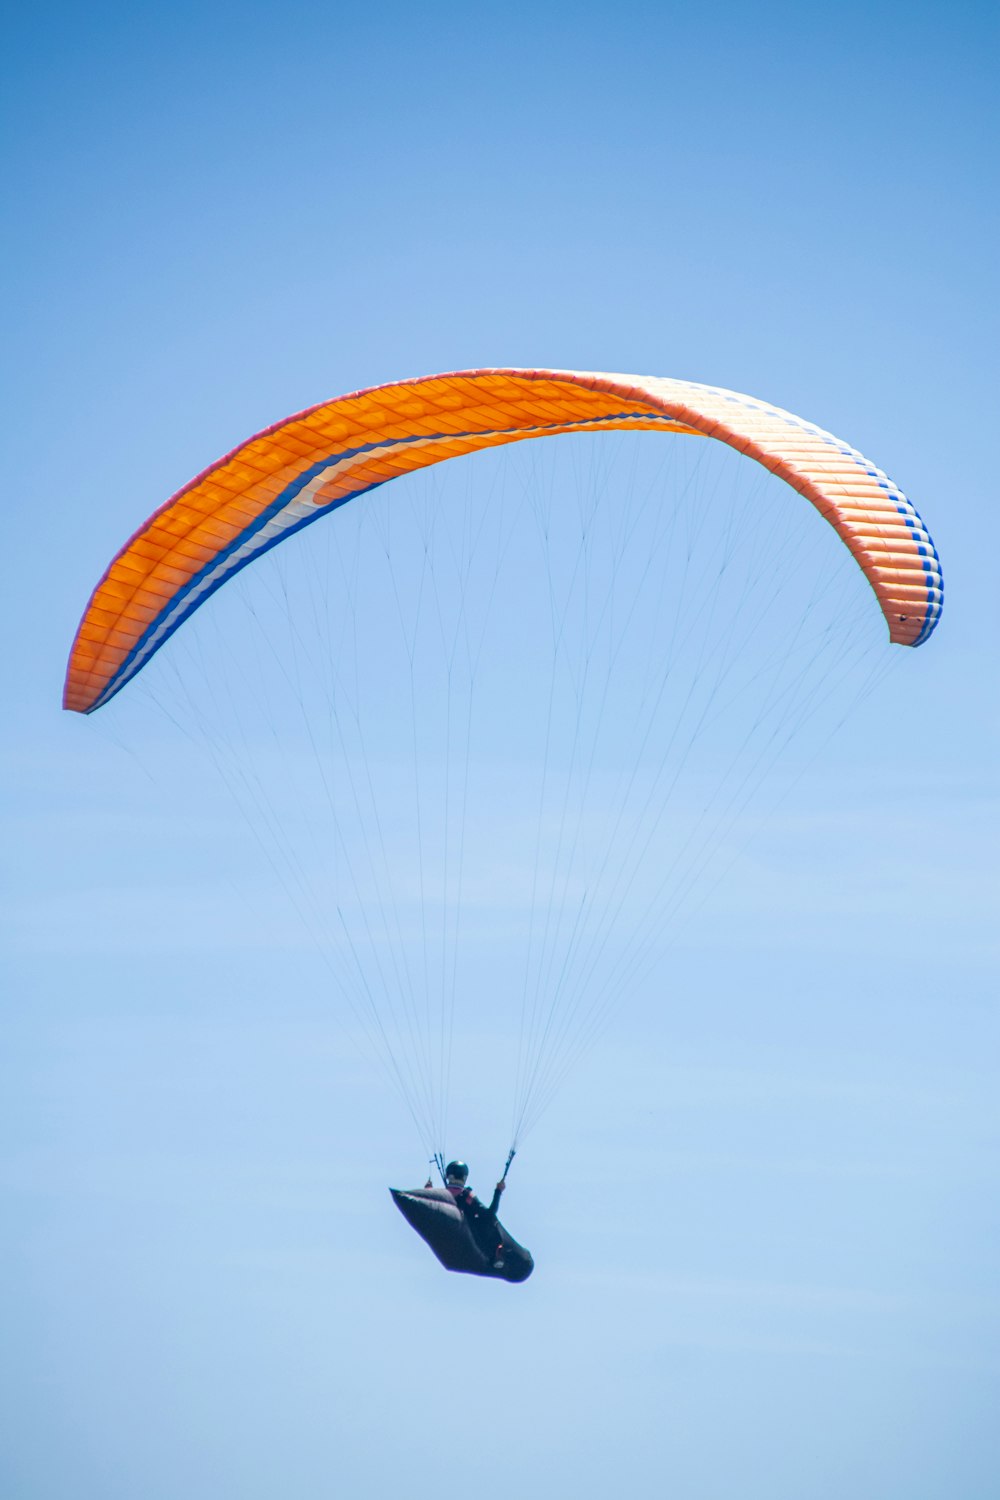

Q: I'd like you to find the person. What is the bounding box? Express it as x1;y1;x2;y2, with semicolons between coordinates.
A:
443;1160;507;1269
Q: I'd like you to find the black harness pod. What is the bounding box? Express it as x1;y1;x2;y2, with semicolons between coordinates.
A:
390;1186;534;1283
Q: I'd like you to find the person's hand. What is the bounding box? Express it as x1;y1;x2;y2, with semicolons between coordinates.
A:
495;1178;506;1193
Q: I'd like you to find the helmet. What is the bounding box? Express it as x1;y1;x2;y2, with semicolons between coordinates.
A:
445;1160;469;1184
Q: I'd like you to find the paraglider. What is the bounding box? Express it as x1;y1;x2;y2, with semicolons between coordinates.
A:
391;1160;532;1282
63;366;942;1279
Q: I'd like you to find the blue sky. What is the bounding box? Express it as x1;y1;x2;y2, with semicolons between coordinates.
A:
3;4;999;1497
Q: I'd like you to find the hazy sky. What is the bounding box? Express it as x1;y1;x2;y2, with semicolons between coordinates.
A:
3;4;998;1498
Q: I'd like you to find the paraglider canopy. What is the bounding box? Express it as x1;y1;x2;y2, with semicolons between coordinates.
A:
63;367;941;717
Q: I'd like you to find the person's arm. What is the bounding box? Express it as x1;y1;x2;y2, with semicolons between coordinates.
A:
487;1179;506;1215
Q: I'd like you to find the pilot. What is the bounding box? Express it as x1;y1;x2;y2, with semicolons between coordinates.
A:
443;1160;506;1269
